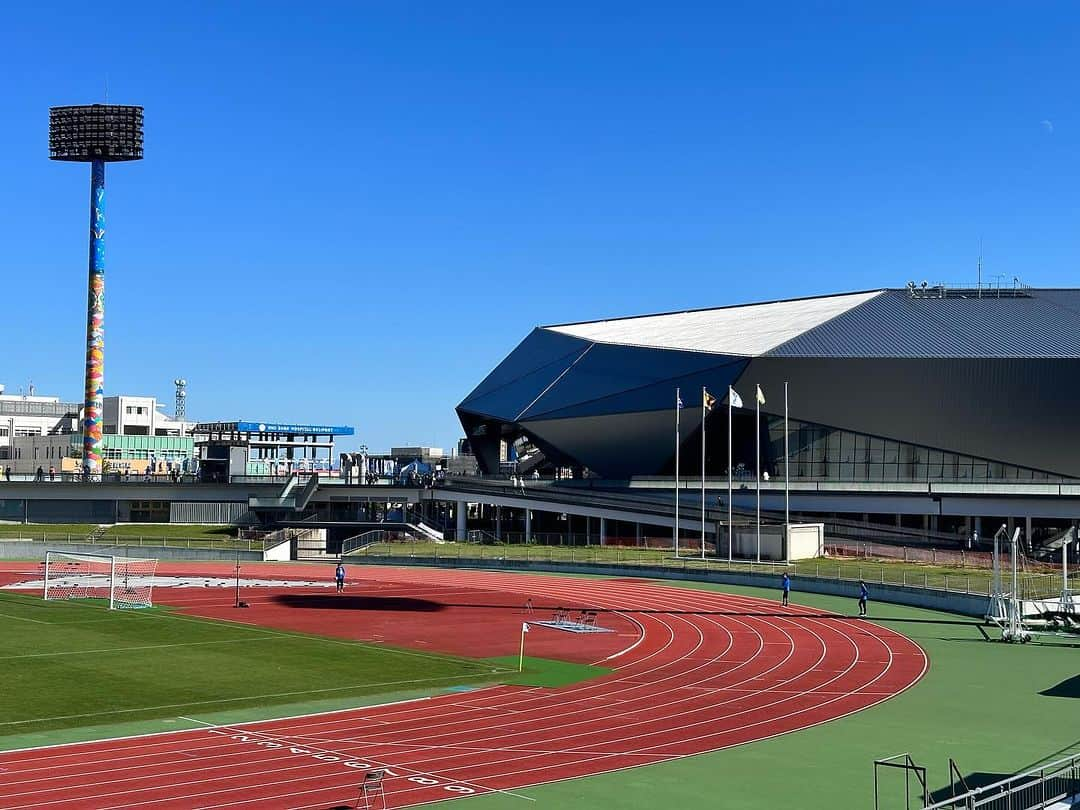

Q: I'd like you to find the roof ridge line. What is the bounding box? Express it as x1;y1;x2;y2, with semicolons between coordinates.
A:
540;288;888;329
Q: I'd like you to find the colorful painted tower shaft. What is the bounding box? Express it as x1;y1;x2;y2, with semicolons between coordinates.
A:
48;104;143;477
83;161;106;473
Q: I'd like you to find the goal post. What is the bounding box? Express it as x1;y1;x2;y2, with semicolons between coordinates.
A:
43;551;158;610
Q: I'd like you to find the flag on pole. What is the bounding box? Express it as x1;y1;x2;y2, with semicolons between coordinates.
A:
756;385;766;405
522;622;530;633
728;387;744;409
703;389;717;411
677;393;684;409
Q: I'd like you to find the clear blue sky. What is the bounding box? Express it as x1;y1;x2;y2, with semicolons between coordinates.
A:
1;2;1076;452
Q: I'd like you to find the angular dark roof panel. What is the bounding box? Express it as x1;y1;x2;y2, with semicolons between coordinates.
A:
769;289;1080;358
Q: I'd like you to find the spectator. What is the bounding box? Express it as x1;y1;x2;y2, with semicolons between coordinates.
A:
3;466;10;482
35;466;44;482
48;465;55;481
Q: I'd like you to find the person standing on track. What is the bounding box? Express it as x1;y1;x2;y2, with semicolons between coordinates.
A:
335;562;346;594
858;580;869;616
781;572;791;607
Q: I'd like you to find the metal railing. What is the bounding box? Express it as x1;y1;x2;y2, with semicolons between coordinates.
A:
0;531;269;551
347;541;1070;599
924;753;1080;810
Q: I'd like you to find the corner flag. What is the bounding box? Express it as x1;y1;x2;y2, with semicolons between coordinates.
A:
519;622;530;671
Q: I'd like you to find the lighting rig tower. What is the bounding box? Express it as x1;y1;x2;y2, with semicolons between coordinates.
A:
174;378;187;420
49;104;144;475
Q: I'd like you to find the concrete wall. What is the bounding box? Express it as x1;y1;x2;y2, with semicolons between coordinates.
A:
356;556;991;617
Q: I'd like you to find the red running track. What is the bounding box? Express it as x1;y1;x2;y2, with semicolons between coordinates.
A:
0;567;927;809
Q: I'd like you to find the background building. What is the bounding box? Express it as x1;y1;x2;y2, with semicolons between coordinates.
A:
0;384;80;459
457;286;1080;483
1;384;193;474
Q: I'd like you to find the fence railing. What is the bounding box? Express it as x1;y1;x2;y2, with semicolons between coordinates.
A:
0;532;268;551
924;753;1080;810
349;541;1071;600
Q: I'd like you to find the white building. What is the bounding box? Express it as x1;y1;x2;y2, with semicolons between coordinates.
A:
0;384;79;460
0;383;194;470
104;395;190;437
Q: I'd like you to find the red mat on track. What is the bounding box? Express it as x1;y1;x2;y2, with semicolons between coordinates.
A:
0;566;927;809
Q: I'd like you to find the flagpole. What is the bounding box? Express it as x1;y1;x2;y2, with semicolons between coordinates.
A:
519;623;527;672
701;386;707;560
784;381;790;560
674;387;681;557
756;386;761;563
727;387;733;563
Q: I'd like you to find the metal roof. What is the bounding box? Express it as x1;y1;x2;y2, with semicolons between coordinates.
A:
544;290;884;356
770;288;1080;358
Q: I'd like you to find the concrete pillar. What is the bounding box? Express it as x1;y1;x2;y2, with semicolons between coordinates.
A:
929;514;939;532
599;517;606;546
495;506;502;540
895;514;902;527
974;516;982;545
456;500;466;541
1025;516;1033;546
586;516;591;545
525;509;532;543
636;522;641;547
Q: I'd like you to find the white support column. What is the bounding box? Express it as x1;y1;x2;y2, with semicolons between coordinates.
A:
456;500;467;541
525;510;532;543
599;517;606;546
1025;516;1033;548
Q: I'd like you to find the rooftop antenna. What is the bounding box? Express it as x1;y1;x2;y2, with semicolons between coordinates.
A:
977;238;983;299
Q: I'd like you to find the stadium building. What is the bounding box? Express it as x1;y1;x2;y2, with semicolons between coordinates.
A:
457;286;1080;485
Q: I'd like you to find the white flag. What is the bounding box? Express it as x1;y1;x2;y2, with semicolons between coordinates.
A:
756;385;766;405
522;622;530;633
728;387;744;409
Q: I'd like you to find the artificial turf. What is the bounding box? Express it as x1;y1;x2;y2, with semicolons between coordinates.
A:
0;591;512;738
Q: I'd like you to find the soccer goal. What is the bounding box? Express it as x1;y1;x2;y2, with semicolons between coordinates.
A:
43;551;158;610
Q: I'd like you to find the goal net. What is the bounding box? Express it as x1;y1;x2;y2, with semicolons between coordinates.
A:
43;551;158;610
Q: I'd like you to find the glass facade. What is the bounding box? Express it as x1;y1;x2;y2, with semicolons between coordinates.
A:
767;417;1057;482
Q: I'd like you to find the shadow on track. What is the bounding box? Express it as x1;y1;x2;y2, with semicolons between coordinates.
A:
273;594;444;612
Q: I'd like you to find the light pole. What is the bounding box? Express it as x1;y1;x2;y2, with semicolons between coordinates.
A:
49;105;144;477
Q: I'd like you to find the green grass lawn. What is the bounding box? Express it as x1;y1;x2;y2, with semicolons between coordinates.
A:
0;522;235;540
0;522;262;549
0;591;512;742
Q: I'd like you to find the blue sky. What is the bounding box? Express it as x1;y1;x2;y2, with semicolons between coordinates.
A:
1;2;1076;451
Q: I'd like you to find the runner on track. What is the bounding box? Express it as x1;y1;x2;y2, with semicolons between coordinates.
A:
781;572;791;607
335;562;346;593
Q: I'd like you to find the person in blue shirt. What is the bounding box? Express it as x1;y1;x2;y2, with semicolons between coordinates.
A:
858;580;869;616
781;572;791;607
335;562;346;594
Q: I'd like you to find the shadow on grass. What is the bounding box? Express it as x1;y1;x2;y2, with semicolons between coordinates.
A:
927;771;1012;805
273;594;444;612
1041;674;1080;698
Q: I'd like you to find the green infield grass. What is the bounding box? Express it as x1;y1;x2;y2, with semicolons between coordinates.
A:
0;591;516;741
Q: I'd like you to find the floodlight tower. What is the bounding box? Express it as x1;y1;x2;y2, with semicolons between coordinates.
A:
49;104;144;475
